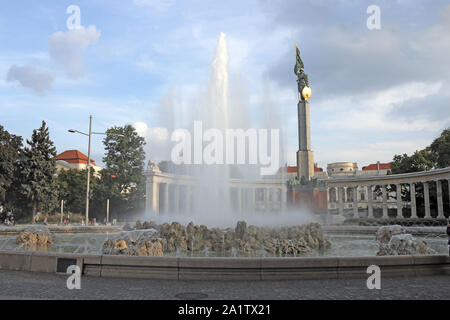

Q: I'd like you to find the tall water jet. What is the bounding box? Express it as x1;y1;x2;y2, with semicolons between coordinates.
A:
189;32;232;222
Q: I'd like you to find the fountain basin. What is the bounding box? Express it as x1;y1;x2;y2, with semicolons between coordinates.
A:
0;250;448;280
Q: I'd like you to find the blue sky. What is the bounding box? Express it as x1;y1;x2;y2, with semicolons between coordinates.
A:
1;0;450;170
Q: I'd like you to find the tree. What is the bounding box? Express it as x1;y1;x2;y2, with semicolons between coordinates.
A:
390;149;436;174
20;121;58;218
429;127;450;168
101;125;146;217
56;169;99;214
0;125;23;206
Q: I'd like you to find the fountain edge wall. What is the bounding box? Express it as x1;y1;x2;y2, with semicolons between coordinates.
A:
0;250;449;280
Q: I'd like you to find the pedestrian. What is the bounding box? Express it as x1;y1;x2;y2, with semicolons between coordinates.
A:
447;219;450;257
43;217;48;226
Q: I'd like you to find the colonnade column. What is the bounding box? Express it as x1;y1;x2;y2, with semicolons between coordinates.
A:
265;188;270;212
352;186;358;218
186;185;191;214
251;188;256;211
410;183;417;218
423;182;431;219
448;180;450;215
338;186;344;216
147;178;160;215
237;188;242;213
367;185;374;218
396;184;402;218
281;188;287;212
436;180;444;219
164;183;169;214
382;185;388;219
174;184;180;214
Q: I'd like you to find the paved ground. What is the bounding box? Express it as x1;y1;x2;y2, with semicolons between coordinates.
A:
0;270;449;300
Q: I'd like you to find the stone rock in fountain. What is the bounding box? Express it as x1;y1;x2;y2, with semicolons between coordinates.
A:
102;229;163;256
16;226;54;247
138;220;330;256
376;225;436;256
376;225;406;243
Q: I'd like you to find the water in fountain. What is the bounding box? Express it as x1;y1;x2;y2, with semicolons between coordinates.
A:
144;32;295;228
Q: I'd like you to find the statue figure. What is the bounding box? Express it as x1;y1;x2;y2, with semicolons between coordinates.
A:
294;43;311;101
147;160;161;173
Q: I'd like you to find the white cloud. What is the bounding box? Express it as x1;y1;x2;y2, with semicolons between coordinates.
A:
133;122;171;162
318;81;444;132
47;25;101;78
6;65;54;94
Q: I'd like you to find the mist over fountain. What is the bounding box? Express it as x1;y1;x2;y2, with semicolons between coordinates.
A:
142;32;296;228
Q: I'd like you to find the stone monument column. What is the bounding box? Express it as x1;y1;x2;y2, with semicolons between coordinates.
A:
294;43;314;181
296;99;314;181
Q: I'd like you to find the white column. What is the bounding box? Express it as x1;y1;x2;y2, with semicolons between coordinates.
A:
423;182;431;219
436;180;444;219
174;184;180;214
146;177;160;215
164;183;169;214
448;179;450;216
410;183;417;218
185;185;191;215
252;188;256;212
382;185;388;219
338;186;344;216
353;186;358;218
368;185;374;218
396;184;402;218
265;188;271;212
237;188;242;213
281;187;287;212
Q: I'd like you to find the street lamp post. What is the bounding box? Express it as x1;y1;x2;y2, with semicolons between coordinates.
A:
68;115;103;225
85;115;92;224
69;117;123;225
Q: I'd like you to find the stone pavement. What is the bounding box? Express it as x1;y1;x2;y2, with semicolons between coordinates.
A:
0;270;449;300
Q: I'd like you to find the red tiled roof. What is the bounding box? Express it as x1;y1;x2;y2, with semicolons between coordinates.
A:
279;164;323;173
362;163;391;171
56;150;97;166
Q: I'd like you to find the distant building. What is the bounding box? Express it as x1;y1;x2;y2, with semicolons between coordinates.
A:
361;162;391;176
55;150;102;173
278;163;325;179
327;162;358;177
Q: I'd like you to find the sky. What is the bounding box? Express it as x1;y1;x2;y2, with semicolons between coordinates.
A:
1;0;450;171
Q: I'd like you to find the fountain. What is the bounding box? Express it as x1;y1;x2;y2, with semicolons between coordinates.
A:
0;34;448;282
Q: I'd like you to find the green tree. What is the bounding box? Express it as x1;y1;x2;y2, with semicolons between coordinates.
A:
56;169;99;214
429;127;450;168
20;121;58;218
100;125;146;217
0;125;23;206
390;149;436;174
0;125;25;220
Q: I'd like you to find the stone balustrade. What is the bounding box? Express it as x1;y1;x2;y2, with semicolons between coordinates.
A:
327;167;450;219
